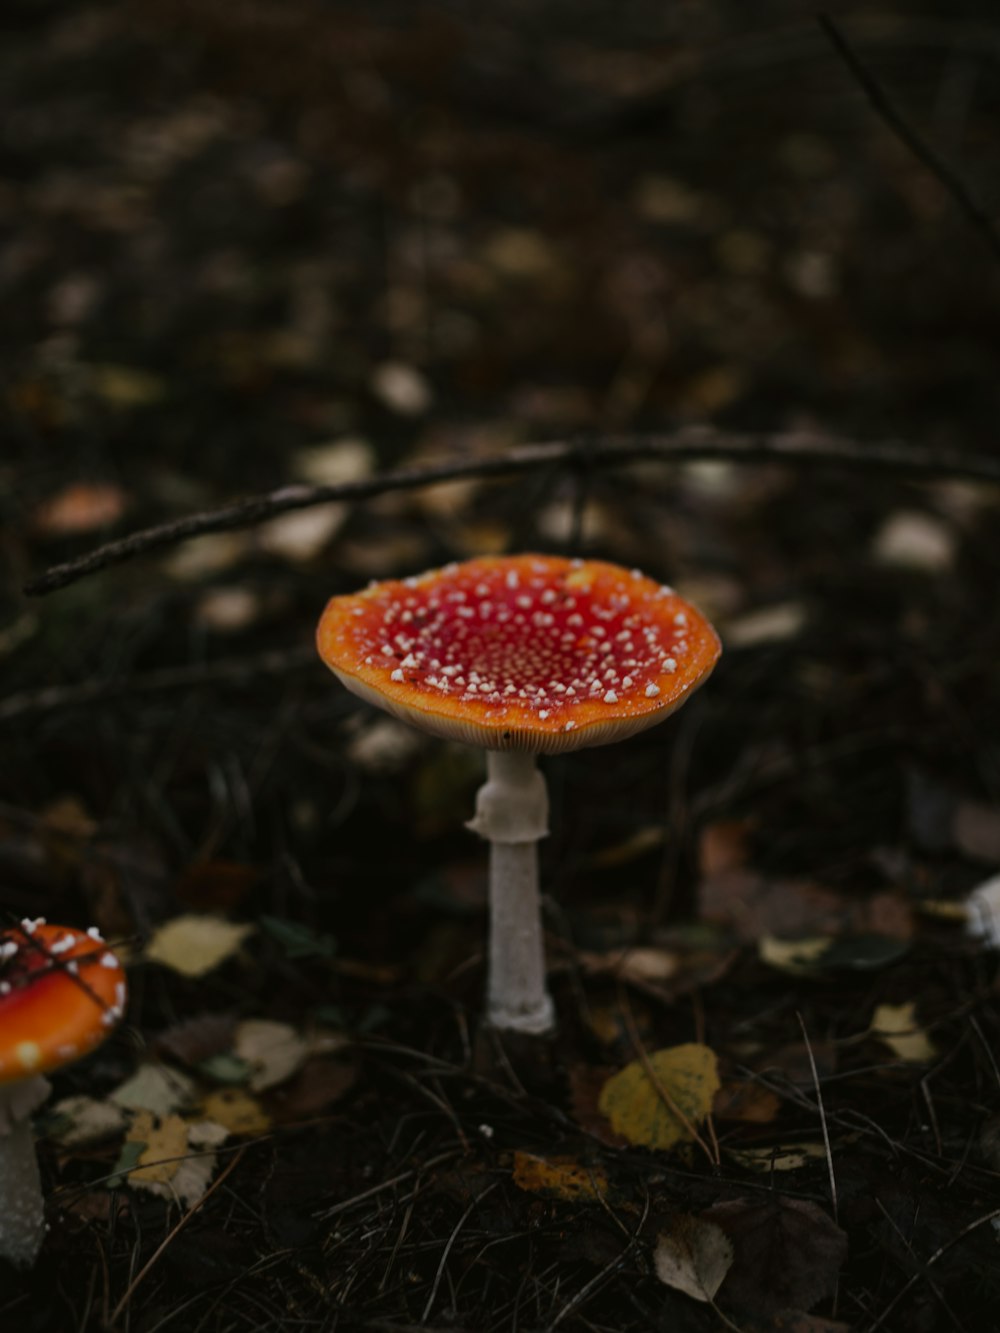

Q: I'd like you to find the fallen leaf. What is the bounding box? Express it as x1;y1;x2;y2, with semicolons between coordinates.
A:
871;1002;936;1062
566;1064;630;1148
145;915;254;977
633;174;710;225
257;503;348;563
698;820;752;877
193;587;262;633
703;1196;847;1315
125;1118;229;1207
33;482;128;536
597;1044;720;1152
954;800;1000;864
268;1056;358;1122
726;1143;828;1173
292;437;374;486
872;510;954;572
234;1019;309;1091
577;946;679;987
758;935;831;976
713;1081;782;1124
126;1111;190;1185
153;1012;239;1068
110;1064;198;1117
482;227;560;278
723;602;806;648
346;717;425;774
759;932;909;975
89;363;165;408
202;1088;271;1137
653;1214;733;1302
46;1094;129;1148
512;1152;608;1203
162;532;253;581
370;360;432;415
968;873;1000;946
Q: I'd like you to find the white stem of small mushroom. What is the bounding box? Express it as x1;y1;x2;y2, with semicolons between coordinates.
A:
0;1075;52;1267
467;750;555;1035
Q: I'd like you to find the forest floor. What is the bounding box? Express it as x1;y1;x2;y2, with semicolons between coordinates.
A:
3;2;1000;1330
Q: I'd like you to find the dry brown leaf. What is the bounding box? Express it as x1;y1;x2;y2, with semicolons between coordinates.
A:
268;1056;358;1122
653;1214;733;1302
698;820;752;877
566;1064;631;1148
954;800;1000;864
153;1012;239;1068
703;1196;848;1315
32;481;129;536
713;1081;782;1124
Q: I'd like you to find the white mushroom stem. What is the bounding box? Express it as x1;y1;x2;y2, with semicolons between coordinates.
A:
0;1075;51;1267
466;750;555;1035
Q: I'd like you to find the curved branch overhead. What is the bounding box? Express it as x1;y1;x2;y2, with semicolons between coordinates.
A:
22;430;1000;597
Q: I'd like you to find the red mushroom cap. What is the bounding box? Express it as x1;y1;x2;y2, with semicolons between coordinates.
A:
0;920;127;1086
317;554;720;753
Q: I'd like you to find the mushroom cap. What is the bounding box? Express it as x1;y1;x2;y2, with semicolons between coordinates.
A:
317;554;720;753
0;920;127;1086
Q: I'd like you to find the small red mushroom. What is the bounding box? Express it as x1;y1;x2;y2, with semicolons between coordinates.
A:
317;554;720;1034
0;918;127;1267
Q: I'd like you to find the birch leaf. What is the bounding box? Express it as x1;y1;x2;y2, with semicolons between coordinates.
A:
597;1043;719;1151
653;1215;733;1302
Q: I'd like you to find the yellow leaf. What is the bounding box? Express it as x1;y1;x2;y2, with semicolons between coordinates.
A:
758;934;830;976
511;1152;608;1202
871;1002;936;1063
726;1143;828;1172
202;1088;271;1137
126;1112;189;1184
597;1044;720;1151
145;915;254;977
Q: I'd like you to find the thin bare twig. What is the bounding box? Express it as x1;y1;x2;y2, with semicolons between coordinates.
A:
867;1205;1000;1332
819;13;1000;266
23;429;1000;597
797;1012;838;1224
107;1145;247;1328
0;645;316;724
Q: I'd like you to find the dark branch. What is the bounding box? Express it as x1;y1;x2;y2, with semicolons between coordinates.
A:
0;645;316;724
23;428;1000;597
819;13;1000;267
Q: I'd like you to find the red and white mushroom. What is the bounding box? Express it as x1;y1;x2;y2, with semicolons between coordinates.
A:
0;918;127;1267
317;554;720;1034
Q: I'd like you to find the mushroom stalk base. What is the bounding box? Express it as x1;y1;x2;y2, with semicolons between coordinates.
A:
0;1076;51;1268
468;751;555;1035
